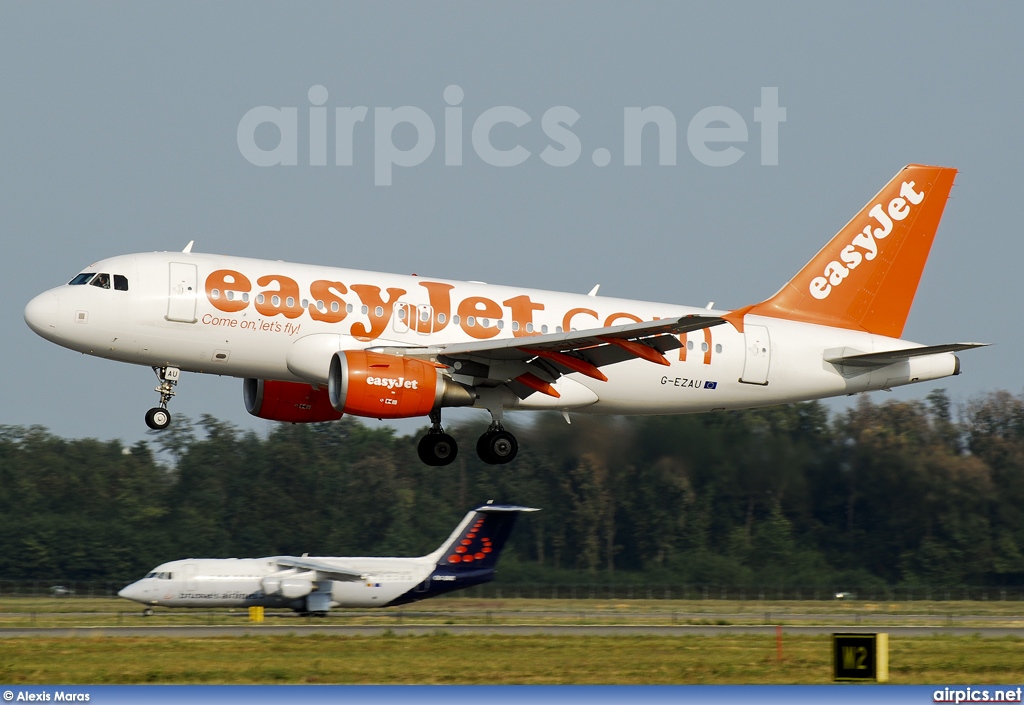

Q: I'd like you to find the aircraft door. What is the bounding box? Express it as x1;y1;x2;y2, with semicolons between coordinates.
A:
740;324;771;385
415;304;434;335
183;563;196;591
392;302;413;334
166;263;198;323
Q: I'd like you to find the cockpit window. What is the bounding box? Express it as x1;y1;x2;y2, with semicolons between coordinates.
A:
90;273;111;289
69;273;95;286
114;275;128;291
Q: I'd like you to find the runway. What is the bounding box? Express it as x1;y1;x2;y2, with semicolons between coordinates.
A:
2;623;1023;638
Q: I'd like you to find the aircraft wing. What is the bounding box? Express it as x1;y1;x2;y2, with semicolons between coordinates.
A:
276;557;365;582
825;342;989;368
371;314;725;399
436;315;724;360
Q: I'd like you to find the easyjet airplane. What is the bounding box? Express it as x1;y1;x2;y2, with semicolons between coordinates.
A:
24;165;984;466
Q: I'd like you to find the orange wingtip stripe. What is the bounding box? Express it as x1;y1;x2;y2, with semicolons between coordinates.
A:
515;372;561;398
598;336;670;366
523;348;608;382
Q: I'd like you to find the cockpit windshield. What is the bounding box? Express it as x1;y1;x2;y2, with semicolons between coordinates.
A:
68;272;129;290
143;571;172;580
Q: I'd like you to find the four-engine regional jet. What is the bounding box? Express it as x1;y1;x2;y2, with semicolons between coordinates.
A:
117;503;535;615
25;165;985;465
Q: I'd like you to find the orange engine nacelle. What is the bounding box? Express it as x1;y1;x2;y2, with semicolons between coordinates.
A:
243;378;343;423
328;350;472;419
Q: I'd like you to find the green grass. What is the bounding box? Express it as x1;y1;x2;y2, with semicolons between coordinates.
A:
0;633;1021;684
1;597;1022;684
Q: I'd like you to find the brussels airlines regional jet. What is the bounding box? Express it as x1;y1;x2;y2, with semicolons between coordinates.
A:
24;165;985;466
118;503;536;615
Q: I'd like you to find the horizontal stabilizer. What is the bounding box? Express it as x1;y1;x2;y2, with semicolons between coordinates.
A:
825;342;989;368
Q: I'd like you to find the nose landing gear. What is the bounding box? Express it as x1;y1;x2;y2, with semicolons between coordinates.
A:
145;365;179;431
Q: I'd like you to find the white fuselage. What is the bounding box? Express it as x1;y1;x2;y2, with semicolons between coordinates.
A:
119;556;433;609
25;250;959;415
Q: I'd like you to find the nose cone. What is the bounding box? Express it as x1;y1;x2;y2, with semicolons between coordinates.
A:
118;582;145;604
24;291;60;340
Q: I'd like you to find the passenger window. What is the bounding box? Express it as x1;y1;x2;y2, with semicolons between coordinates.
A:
114;275;128;291
69;273;95;286
90;273;111;289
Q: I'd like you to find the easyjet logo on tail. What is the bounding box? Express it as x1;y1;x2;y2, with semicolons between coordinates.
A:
808;180;925;300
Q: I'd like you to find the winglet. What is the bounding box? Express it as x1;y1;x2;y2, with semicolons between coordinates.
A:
741;165;957;338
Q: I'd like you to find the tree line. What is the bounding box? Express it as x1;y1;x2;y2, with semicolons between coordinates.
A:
1;388;1023;588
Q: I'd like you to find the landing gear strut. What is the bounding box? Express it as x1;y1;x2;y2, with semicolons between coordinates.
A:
145;366;179;431
477;420;518;465
418;409;458;466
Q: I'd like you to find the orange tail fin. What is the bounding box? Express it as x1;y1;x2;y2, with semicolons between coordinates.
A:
740;164;957;338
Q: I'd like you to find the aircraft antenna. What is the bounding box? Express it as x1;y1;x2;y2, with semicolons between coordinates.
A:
182;240;194;253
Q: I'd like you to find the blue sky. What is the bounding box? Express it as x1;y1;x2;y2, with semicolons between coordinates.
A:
1;2;1019;442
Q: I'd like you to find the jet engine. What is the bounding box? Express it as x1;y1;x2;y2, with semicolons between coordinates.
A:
243;378;343;423
328;350;473;419
261;575;314;599
279;577;314;599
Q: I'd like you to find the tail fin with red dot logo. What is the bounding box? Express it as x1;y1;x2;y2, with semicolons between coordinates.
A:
386;503;538;607
429;503;538;572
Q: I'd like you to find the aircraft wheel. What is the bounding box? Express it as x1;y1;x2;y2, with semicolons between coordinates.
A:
476;432;495;464
477;429;518;465
418;433;458;466
143;608;154;617
145;407;171;430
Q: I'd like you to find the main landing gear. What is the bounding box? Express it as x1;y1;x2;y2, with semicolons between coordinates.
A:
416;411;519;466
144;365;179;431
418;410;459;466
476;421;518;465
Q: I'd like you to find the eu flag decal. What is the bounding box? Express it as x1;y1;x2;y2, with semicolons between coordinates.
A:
704;381;718;390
